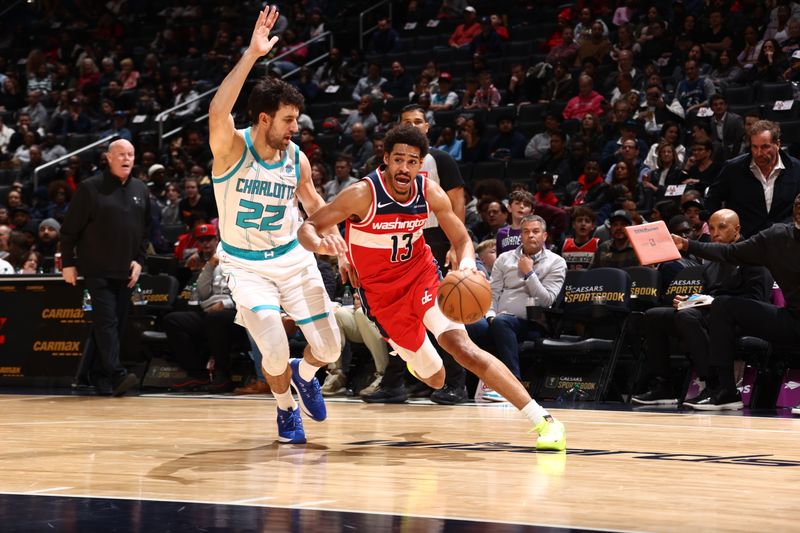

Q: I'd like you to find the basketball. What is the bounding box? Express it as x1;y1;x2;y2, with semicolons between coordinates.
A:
437;270;492;324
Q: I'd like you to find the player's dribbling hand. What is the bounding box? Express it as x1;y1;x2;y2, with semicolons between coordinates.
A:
249;5;280;58
317;233;347;256
338;256;361;289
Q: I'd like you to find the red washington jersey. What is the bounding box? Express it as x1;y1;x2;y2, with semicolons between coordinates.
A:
345;168;441;350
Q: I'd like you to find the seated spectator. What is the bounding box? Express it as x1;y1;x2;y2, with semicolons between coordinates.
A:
313;46;346;90
700;10;733;59
709;94;745;160
525;113;563;165
561;206;599;270
35;218;60;259
475;239;496;275
470;16;504;58
636;84;684;139
470;70;501;110
342;96;378;135
161;181;181;226
448;6;481;48
538;61;575;104
602;50;643;96
341;123;373;171
435;126;462;161
643;121;686;171
178;176;215;227
324;157;358;202
674;60;716;118
20;90;48;132
574;20;611;67
458;116;489;163
708;50;745;92
322;290;390;397
546;26;579;66
487;117;526;161
642;142;683;202
745;39;788;83
680;139;721;193
163;227;244;393
381;61;413;100
185;223;218;272
569;157;613;212
42;180;71;222
603;133;649;182
368;17;400;55
62;99;92;135
471;197;508;242
352;62;386;102
633;209;772;407
495;190;534;255
430;71;459;111
536;131;572;189
171;76;200;118
534;173;560;207
408;76;431;104
563;74;606;121
117;58;140;91
0;224;9;259
592;209;638;268
467;215;567;398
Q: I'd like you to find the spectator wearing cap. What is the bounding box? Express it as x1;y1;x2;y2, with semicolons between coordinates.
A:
147;164;168;200
430;72;459;111
36;218;60;258
592;209;638;268
681;193;710;241
784;49;800;81
162;226;244;394
10;206;32;230
488;116;526;161
448;7;481;48
105;111;133;142
185;223;217;271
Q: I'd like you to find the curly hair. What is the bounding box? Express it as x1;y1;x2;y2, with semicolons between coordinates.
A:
383;124;429;160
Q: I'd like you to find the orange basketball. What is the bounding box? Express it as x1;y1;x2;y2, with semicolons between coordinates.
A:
437;270;492;324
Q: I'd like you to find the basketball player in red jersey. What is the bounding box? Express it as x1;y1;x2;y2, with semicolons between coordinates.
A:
299;125;565;450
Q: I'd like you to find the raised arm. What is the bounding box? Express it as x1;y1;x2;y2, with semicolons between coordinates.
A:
208;6;280;173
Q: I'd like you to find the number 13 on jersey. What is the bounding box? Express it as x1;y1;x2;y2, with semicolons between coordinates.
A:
390;233;413;262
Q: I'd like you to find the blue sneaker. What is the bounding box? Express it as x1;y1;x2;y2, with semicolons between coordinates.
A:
289;358;327;422
277;407;306;444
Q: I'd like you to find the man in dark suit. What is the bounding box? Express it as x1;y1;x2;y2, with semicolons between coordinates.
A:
709;94;745;160
705;120;800;237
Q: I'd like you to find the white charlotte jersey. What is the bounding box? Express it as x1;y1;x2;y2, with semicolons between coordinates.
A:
211;127;303;261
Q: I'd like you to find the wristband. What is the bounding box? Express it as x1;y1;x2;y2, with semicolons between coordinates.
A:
459;257;477;270
523;270;534;280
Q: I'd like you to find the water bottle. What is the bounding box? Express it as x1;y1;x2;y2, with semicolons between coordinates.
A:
82;289;92;312
341;284;353;306
133;283;147;306
188;282;199;306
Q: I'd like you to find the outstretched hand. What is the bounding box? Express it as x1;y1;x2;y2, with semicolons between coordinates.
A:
338;255;361;289
249;5;281;58
671;234;688;251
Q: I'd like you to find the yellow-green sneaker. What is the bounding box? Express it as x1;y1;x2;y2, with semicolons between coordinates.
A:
407;362;420;381
532;417;566;451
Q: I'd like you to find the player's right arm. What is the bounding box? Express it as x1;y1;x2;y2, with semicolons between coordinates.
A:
298;181;372;256
208;6;279;175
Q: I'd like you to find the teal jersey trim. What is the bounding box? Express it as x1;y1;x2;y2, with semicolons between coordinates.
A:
221;238;299;261
295;311;330;325
245;127;287;170
211;148;247;184
251;304;282;312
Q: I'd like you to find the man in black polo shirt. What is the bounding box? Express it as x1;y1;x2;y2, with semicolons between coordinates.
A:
592;210;638;269
672;194;800;411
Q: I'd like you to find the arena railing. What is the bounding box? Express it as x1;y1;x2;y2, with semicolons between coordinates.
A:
32;134;118;190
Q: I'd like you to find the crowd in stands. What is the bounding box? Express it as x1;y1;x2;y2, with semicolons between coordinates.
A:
2;0;800;405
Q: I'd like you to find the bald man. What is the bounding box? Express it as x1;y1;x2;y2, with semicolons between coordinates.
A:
674;196;800;413
633;209;773;409
61;139;150;396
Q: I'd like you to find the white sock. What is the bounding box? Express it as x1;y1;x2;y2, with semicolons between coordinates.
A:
273;388;297;411
298;358;319;382
521;399;549;425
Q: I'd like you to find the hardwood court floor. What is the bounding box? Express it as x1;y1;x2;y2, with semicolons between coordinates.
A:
0;394;798;532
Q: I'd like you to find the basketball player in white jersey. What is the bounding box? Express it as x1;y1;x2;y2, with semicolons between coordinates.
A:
208;5;340;444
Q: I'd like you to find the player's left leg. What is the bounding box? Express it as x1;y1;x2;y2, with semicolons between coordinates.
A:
281;260;341;422
424;306;566;451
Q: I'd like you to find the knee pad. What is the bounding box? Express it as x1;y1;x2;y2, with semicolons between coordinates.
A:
388;336;443;379
300;312;341;364
239;308;290;377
